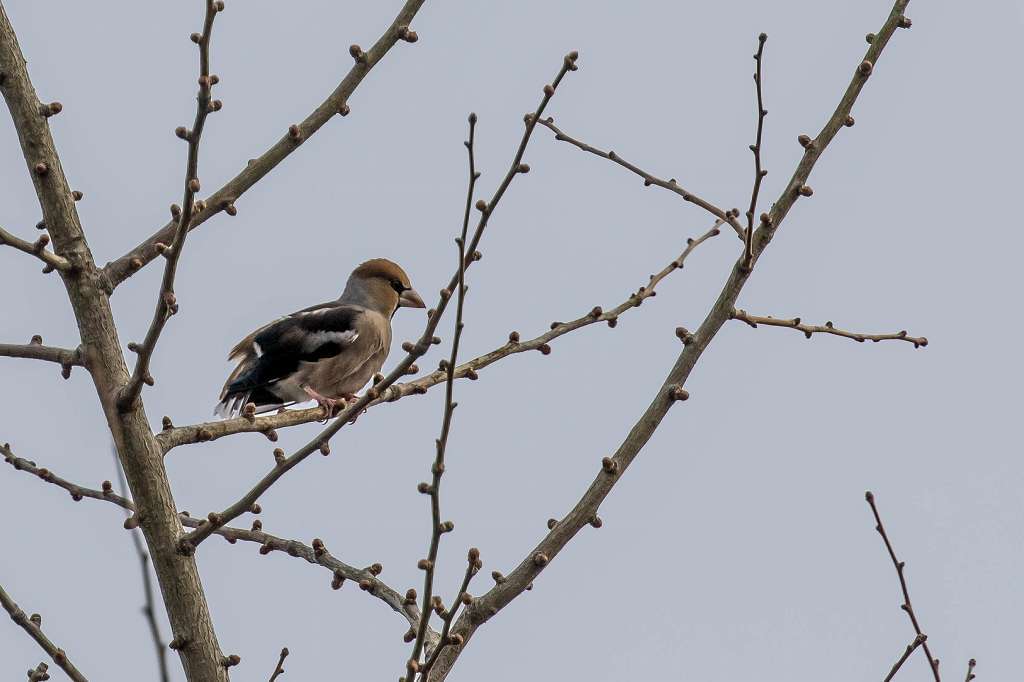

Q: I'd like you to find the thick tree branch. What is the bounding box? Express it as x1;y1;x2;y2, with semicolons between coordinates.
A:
0;338;82;378
110;448;170;682
427;3;913;678
1;1;266;678
177;52;579;553
119;0;221;411
1;441;429;637
536;118;746;239
159;218;722;452
731;309;927;347
0;582;89;682
866;491;941;681
101;0;427;292
0;224;70;271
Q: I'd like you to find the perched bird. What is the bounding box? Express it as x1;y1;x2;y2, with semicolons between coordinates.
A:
215;258;425;418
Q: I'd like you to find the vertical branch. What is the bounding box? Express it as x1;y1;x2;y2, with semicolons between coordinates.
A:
110;448;170;682
743;32;767;269
119;0;224;410
2;4;231;679
406;113;479;679
865;491;941;682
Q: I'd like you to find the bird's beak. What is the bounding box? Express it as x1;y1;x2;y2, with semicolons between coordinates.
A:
398;288;426;309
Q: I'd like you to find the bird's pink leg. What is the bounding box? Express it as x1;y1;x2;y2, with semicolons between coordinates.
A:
303;386;340;420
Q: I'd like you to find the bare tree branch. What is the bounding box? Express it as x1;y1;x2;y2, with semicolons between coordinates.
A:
157;218;722;452
0;224;70;271
3;5;232;673
268;648;288;682
110;448;170;682
0;582;89;682
865;491;941;681
177;52;580;554
536;118;746;239
1;441;429;636
731;309;927;347
118;0;221;411
0;338;82;378
406;112;479;676
964;658;977;682
884;634;928;682
743;33;768;268
427;2;914;678
101;0;428;292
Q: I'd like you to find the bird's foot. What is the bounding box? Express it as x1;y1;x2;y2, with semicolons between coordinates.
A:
303;386;341;422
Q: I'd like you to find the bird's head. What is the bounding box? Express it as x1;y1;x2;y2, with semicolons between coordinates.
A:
342;258;425;316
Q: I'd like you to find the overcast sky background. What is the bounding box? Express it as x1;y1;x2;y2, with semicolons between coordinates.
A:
2;1;1021;680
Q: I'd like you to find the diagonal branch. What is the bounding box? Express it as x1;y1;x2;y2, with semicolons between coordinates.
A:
866;491;941;681
0;338;83;378
731;309;927;347
0;225;70;272
177;52;580;554
1;441;429;636
884;634;928;682
268;648;288;682
158;219;722;452
0;582;89;682
118;0;221;411
427;3;915;679
101;0;427;292
536;118;746;239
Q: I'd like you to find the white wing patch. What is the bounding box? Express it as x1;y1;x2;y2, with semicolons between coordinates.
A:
303;329;358;352
252;341;263;357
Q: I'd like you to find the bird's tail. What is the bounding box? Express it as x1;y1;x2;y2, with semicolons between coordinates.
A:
214;385;288;418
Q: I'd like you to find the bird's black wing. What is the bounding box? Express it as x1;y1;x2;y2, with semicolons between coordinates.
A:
217;306;363;414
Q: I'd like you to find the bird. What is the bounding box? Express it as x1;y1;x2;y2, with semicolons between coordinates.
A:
215;258;425;418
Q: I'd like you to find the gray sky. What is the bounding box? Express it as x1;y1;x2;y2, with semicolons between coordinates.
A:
2;1;1021;680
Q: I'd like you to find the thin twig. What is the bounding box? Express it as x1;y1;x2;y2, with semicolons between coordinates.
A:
743;33;768;269
884;633;928;682
178;51;580;555
101;0;428;291
0;225;70;271
268;647;288;681
964;658;977;682
0;582;88;682
536;118;745;239
158;218;722;452
731;309;927;347
119;0;221;410
866;491;941;682
420;552;479;679
427;3;915;678
0;339;82;378
407;112;479;677
1;441;429;634
109;448;169;682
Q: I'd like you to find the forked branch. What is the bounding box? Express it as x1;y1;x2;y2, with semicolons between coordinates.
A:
865;491;941;681
177;52;580;554
102;0;428;291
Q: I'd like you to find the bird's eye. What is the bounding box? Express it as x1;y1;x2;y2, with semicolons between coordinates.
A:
389;278;405;293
